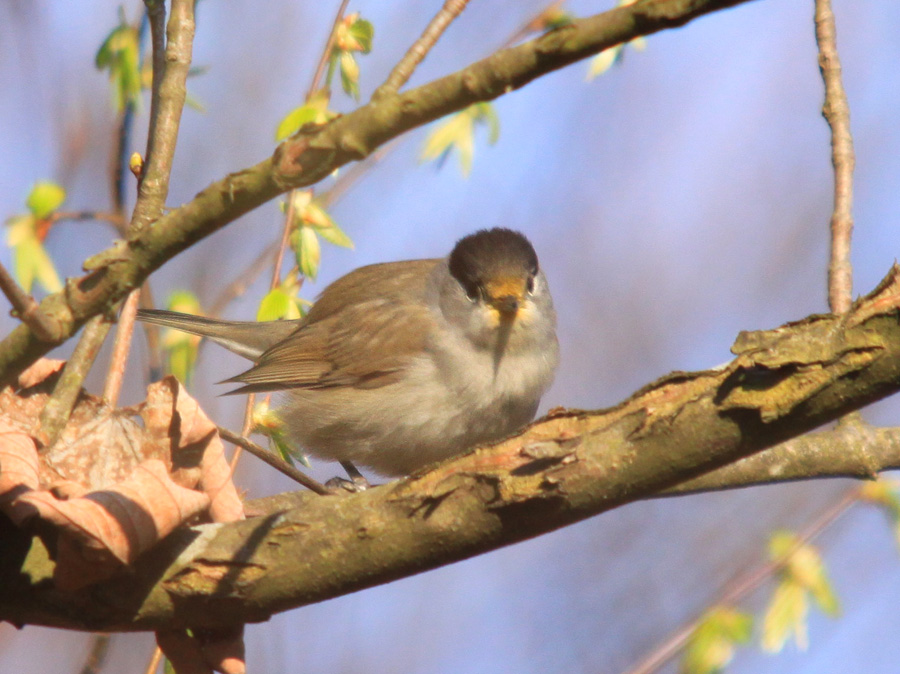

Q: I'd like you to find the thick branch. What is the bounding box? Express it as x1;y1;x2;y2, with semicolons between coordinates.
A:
0;0;758;384
3;264;900;632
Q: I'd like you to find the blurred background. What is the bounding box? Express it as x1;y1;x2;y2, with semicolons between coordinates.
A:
1;0;899;672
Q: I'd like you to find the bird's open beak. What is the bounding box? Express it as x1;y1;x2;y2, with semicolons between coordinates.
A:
485;278;526;317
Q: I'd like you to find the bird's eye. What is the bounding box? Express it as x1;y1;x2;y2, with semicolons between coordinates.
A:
526;275;535;295
464;282;480;301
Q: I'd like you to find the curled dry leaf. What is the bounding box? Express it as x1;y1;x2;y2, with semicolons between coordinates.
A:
0;362;244;590
141;377;245;524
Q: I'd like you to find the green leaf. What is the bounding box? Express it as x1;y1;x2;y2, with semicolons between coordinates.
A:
161;291;202;384
275;91;335;141
316;221;354;249
586;0;646;81
291;226;321;281
26;181;66;219
348;18;374;53
5;214;62;294
276;106;320;142
95;20;142;111
762;579;809;652
586;45;624;80
339;50;360;99
682;607;753;674
256;288;292;322
770;531;840;617
420;103;500;177
761;530;840;652
252;400;310;468
297;200;352;249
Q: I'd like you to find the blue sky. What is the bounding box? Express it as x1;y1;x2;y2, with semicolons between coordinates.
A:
1;1;899;672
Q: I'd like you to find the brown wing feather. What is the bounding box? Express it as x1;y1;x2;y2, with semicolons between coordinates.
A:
226;259;439;393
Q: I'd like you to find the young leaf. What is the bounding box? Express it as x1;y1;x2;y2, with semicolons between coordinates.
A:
330;13;374;98
761;530;840;652
275;90;335;141
347;17;374;53
26;181;66;219
291;226;321;281
256;288;292;322
762;579;809;652
252;399;310;468
586;0;647;80
290;192;353;250
161;291;202;385
859;480;900;551
95;18;142;111
5;214;63;294
316;220;354;249
339;50;361;100
681;607;753;674
420;103;501;177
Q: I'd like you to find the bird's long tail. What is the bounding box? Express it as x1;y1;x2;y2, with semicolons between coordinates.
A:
136;309;301;360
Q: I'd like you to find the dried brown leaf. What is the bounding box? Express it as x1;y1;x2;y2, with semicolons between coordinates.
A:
0;370;244;590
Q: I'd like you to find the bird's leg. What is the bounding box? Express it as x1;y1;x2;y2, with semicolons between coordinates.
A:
325;461;371;493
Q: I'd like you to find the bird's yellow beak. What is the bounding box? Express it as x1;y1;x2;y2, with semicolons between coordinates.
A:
484;277;526;317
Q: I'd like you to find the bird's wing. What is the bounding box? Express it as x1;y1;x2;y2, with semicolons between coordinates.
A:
225;259;439;393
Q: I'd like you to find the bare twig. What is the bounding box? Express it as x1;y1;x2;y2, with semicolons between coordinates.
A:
619;489;858;674
0;262;59;342
375;0;471;97
50;210;128;229
102;289;140;406
105;0;193;412
307;0;351;99
129;0;194;234
78;634;112;674
815;0;855;314
142;645;162;674
208;241;280;318
218;425;330;495
37;314;114;449
143;0;167;184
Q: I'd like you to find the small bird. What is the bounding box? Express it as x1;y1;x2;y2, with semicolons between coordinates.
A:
137;228;559;478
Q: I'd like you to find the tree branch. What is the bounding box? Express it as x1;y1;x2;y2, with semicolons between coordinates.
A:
815;0;855;315
374;0;471;96
0;0;758;384
4;263;900;632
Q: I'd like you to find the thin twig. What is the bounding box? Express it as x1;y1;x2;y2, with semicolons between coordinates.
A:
208;241;280;318
142;646;162;674
143;0;167;187
307;0;350;99
0;262;59;342
218;426;330;495
78;634;112;674
619;489;858;674
104;0;189;410
269;202;296;290
50;210;128;229
815;0;854;314
374;0;471;97
37;314;114;449
102;289;140;406
129;0;194;234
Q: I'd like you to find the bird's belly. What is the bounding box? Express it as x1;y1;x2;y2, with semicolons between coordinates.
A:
279;350;553;476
